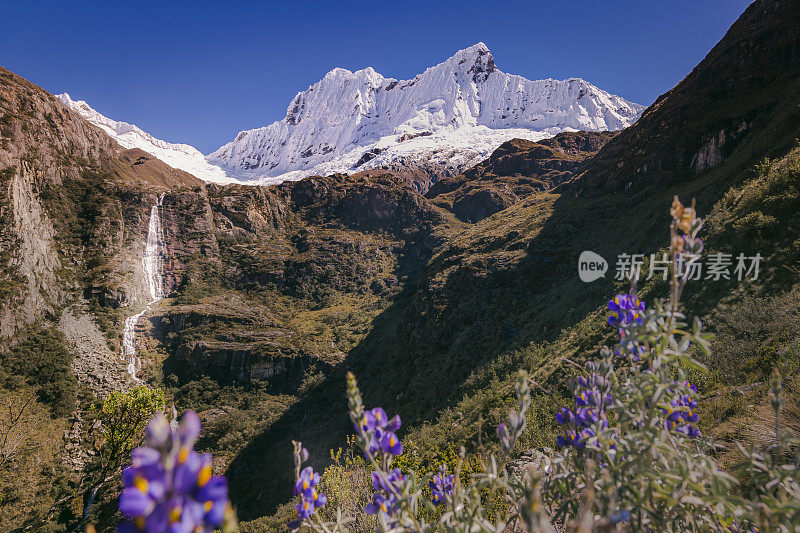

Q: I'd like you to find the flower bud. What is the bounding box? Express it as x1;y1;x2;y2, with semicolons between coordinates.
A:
145;413;171;450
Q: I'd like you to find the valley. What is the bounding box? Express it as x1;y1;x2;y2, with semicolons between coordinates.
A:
1;0;799;530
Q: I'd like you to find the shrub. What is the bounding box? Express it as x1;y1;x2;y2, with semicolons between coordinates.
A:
96;387;165;475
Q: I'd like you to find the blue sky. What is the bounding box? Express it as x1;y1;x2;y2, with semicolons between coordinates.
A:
2;0;752;153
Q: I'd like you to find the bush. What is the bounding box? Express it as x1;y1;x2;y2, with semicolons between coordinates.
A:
0;385;71;529
96;386;165;475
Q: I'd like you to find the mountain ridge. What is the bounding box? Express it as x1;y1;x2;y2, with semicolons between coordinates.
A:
209;42;644;183
560;0;800;195
56;44;643;188
55;93;238;185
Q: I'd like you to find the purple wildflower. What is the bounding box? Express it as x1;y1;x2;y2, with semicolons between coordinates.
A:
355;407;403;458
614;338;648;360
118;411;229;533
556;374;613;452
497;423;512;451
380;431;403;455
366;468;405;520
608;294;645;328
293;466;320;497
288;466;327;529
365;493;396;518
429;471;454;506
662;381;701;438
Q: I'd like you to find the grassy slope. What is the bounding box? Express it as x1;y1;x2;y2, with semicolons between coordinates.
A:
238;142;800;532
229;0;800;523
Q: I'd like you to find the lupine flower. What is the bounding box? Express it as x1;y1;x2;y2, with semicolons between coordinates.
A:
366;468;405;520
293;466;320;497
371;468;405;495
556;373;613;452
497;423;512;451
288;466;327;529
614;338;647;360
610;509;632;524
671;196;697;233
355;407;403;458
118;411;229;533
429;471;454;506
662;381;701;438
609;294;647;361
365;493;396;518
608;294;645;328
381;431;403;455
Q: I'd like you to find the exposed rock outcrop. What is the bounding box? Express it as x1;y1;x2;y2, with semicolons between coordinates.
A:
426;131;615;222
59;304;128;396
160;188;219;294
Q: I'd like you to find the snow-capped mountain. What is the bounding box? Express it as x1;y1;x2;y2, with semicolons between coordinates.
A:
57;43;643;186
55;94;237;184
209;43;644;183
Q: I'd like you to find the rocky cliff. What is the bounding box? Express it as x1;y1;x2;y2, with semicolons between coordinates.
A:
0;66;200;381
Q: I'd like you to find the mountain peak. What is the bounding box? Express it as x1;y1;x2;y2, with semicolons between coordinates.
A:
431;42;496;81
458;42;491;57
321;65;385;82
323;67;354;79
209;44;643;182
459;42;491;57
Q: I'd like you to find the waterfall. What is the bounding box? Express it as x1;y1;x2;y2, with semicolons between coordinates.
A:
121;193;166;381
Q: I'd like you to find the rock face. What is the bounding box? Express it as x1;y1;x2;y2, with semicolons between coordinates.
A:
174;338;315;385
3;163;65;336
154;303;311;385
208;43;643;182
426;131;615;222
286;171;449;234
59;305;129;396
207;182;291;237
160;188;220;294
0;67;116;336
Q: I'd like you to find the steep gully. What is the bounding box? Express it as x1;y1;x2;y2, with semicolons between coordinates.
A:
120;193;165;381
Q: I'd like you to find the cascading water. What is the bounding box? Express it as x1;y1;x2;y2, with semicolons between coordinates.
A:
121;193;166;381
